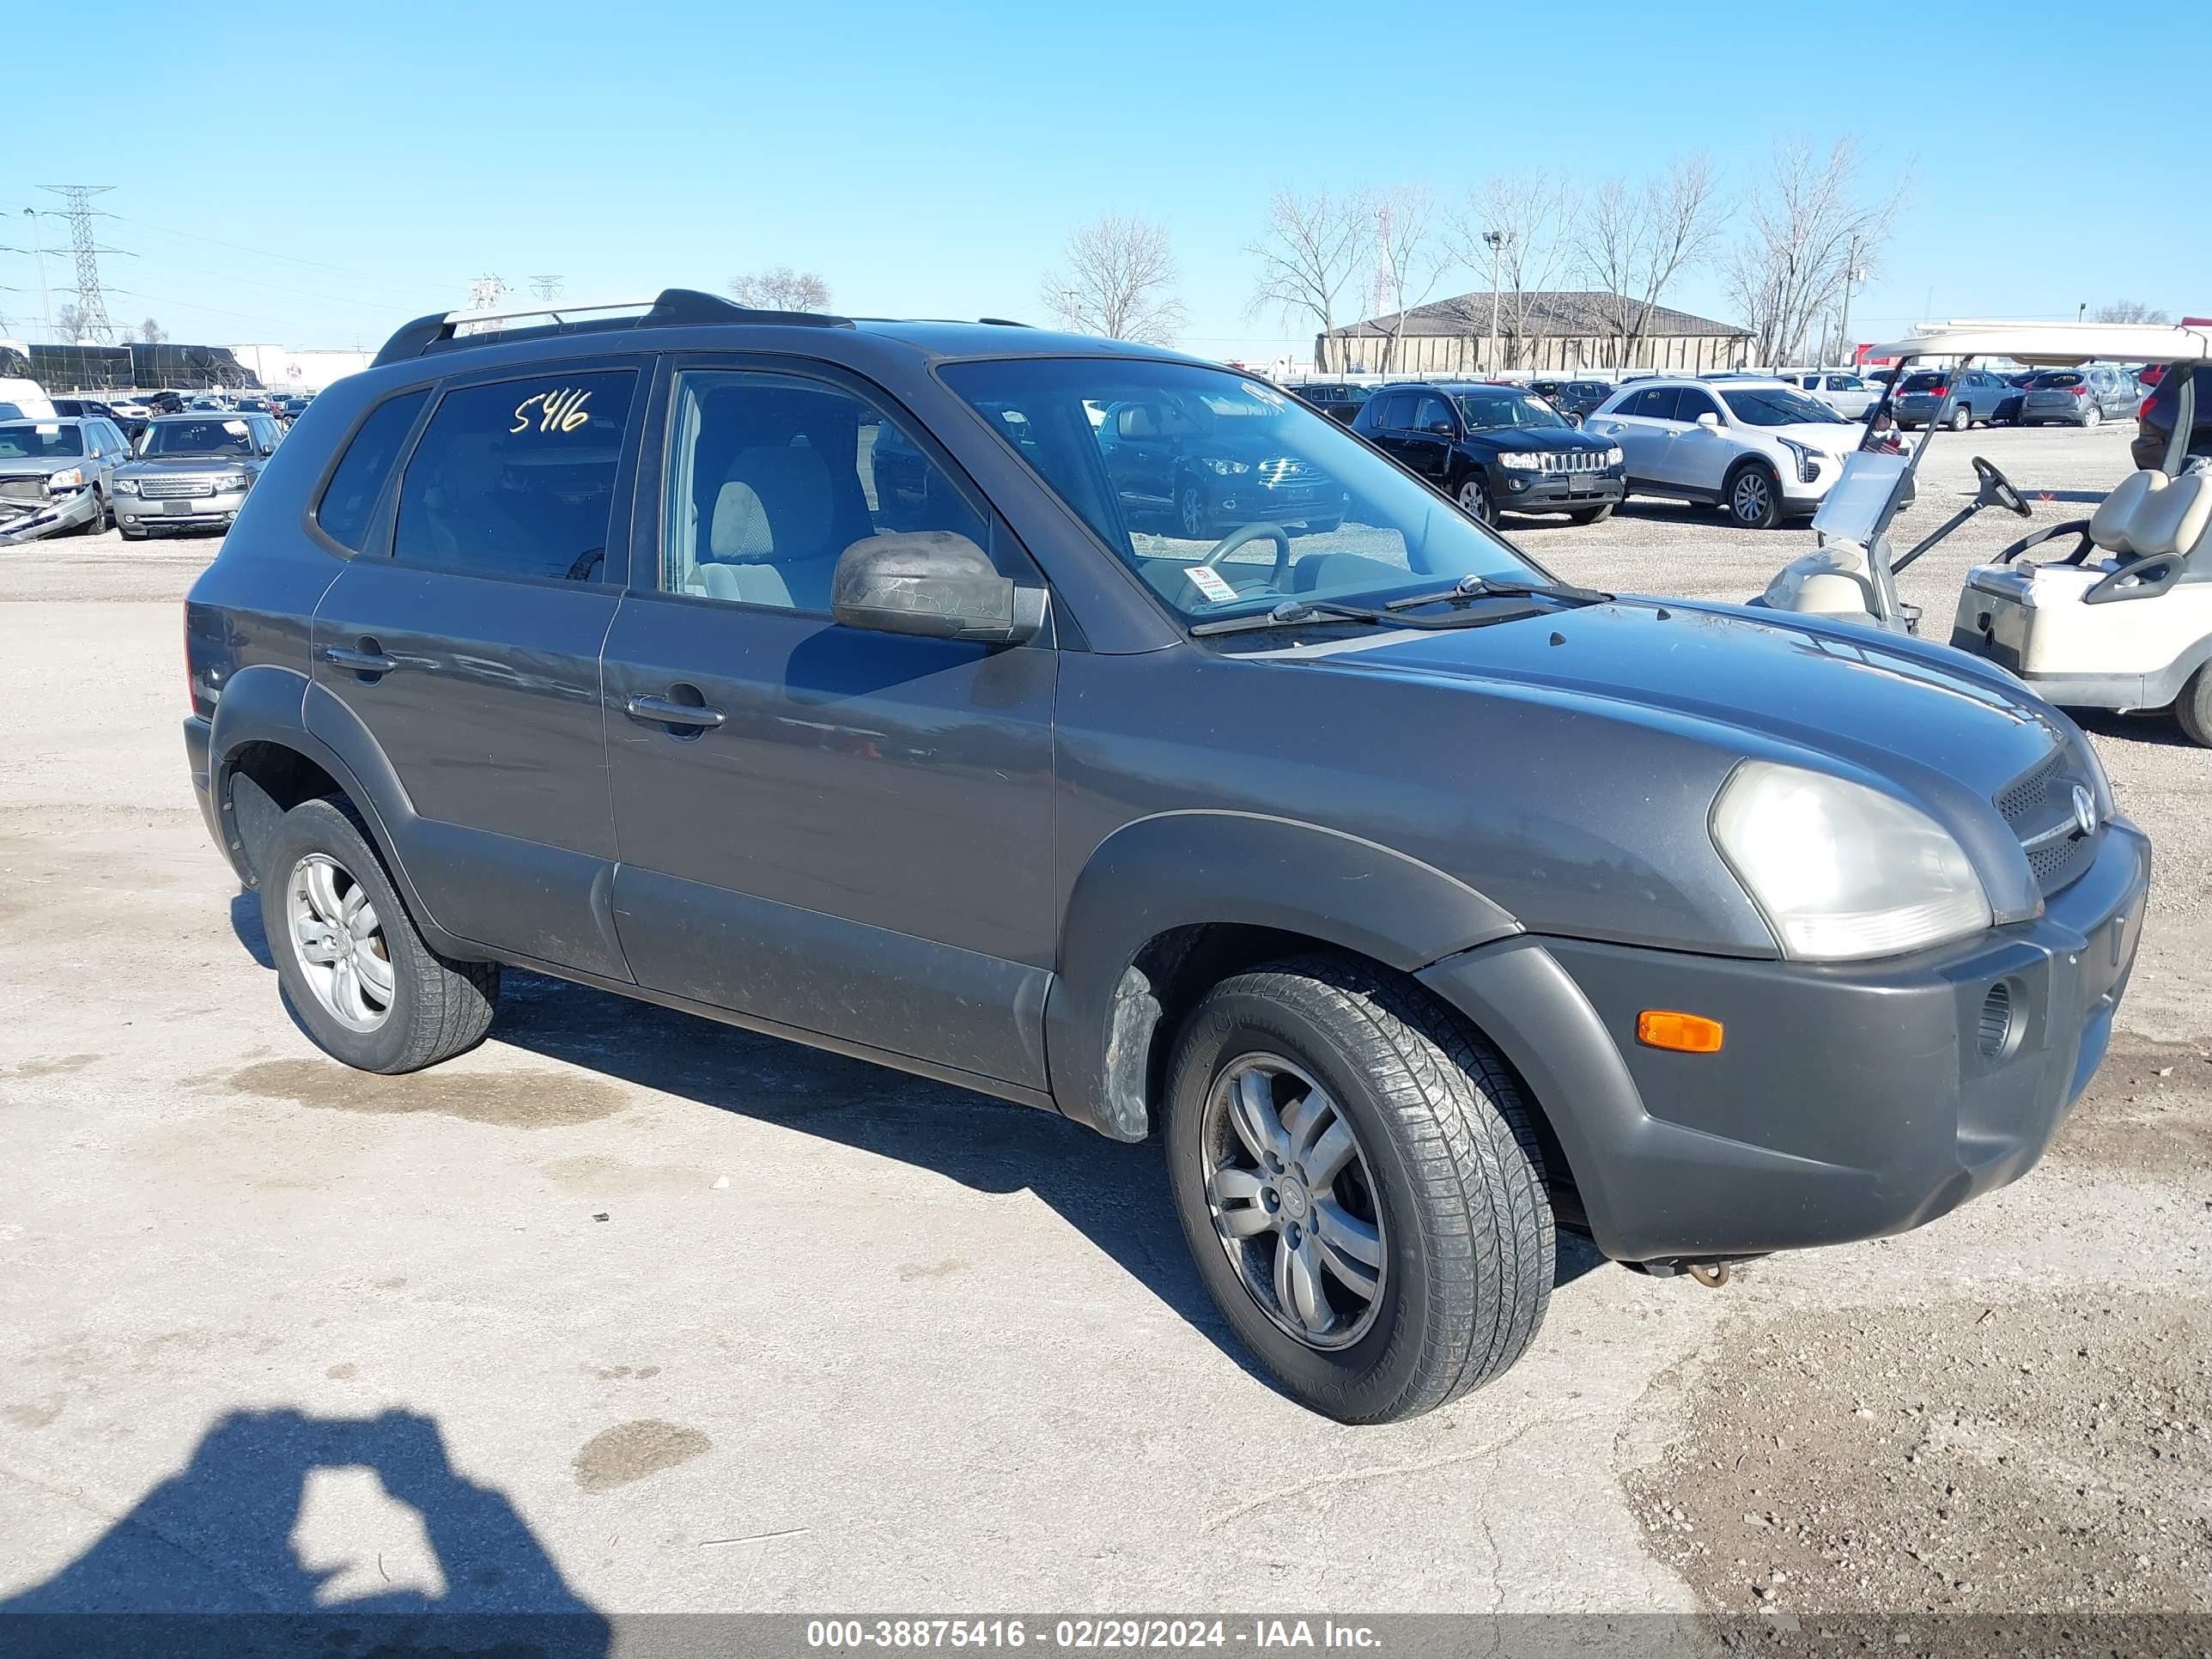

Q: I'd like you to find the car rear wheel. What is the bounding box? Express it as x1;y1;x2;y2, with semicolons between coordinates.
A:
1164;957;1553;1423
2178;665;2212;748
1727;461;1783;529
1948;404;1972;431
2082;405;2102;428
261;797;500;1073
1455;476;1492;525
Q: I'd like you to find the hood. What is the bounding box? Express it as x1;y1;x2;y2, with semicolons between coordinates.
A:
118;455;257;476
1464;425;1609;454
0;455;78;479
1281;597;2071;915
1765;421;1856;452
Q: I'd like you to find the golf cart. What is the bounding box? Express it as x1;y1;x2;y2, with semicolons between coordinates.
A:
1758;320;2212;744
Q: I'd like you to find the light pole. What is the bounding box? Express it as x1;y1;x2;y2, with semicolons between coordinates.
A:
22;208;54;341
2076;301;2087;323
1483;229;1505;374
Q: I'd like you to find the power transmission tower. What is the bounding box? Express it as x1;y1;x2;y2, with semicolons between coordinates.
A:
40;185;118;343
466;273;510;312
528;274;564;301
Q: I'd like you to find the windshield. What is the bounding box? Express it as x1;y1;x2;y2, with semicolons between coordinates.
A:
1720;386;1849;426
940;358;1544;623
0;422;84;459
142;418;255;458
1455;392;1567;431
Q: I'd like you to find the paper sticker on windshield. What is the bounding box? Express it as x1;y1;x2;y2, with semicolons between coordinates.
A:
222;420;249;435
34;423;59;434
1185;563;1238;604
1241;380;1286;406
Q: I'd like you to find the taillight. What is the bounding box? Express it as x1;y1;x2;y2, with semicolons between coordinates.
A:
2071;384;2089;398
2140;396;2155;420
1928;382;1948;398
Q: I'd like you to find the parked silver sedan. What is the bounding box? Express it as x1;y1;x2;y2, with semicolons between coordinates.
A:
2016;365;2142;428
112;411;284;539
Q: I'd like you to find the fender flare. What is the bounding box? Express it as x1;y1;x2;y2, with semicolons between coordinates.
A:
205;665;471;959
1044;811;1519;1140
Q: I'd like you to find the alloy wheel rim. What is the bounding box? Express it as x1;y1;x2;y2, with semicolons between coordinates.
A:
1179;485;1205;537
1200;1053;1388;1351
1734;473;1770;522
1459;480;1486;518
287;853;395;1032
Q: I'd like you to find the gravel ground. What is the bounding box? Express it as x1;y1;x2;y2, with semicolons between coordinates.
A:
1;426;2206;1642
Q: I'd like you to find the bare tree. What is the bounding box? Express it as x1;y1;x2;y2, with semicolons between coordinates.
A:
1443;172;1578;371
139;317;166;344
1723;137;1905;367
728;266;833;312
1245;186;1373;371
1569;154;1723;369
1365;186;1450;374
2091;300;2171;325
1040;215;1186;344
56;301;91;342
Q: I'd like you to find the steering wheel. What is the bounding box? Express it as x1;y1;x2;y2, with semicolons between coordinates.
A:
1973;456;2033;519
1206;522;1294;590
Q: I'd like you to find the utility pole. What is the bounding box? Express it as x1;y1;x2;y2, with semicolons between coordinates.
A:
1837;234;1863;368
528;274;564;301
2076;301;2087;323
40;185;118;343
1483;229;1504;374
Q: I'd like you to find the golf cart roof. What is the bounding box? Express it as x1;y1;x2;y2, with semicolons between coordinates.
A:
1869;320;2212;368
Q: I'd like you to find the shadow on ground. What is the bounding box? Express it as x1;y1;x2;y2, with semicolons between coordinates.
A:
0;1407;607;1657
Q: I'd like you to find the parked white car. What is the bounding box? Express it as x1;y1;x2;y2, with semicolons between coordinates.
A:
1778;368;1881;420
1583;377;1862;528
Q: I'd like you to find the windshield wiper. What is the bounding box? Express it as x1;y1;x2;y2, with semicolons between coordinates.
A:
1190;592;1555;637
1385;573;1613;611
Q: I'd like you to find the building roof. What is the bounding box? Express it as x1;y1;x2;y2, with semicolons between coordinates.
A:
1328;290;1748;341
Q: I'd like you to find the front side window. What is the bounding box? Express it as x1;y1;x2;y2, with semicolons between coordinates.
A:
941;357;1543;624
1718;386;1848;427
1675;388;1723;422
661;369;990;612
0;422;83;459
314;389;428;550
1412;393;1454;431
1455;392;1568;431
392;368;636;583
143;418;256;458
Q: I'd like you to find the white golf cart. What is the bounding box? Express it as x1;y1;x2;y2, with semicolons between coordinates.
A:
1758;320;2212;744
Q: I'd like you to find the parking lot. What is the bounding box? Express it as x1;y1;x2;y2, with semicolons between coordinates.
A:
1;422;2206;1634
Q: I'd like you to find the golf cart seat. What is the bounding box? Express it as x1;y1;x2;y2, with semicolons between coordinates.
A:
1951;470;2212;706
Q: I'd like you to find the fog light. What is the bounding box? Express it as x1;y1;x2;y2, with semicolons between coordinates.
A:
1638;1010;1724;1054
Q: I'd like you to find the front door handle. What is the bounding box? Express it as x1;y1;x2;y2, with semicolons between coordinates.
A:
625;692;726;730
325;642;398;674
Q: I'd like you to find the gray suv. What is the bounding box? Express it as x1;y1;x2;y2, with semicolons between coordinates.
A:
0;415;131;541
114;410;283;538
181;290;2150;1422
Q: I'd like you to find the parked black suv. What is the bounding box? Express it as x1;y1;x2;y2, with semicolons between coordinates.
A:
1288;382;1372;426
1352;380;1625;524
182;289;2148;1423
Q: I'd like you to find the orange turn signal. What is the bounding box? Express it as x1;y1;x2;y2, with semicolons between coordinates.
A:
1637;1010;1724;1054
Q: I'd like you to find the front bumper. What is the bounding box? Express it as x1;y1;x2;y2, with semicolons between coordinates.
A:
1419;821;2149;1263
115;488;247;532
0;486;99;544
1492;467;1625;513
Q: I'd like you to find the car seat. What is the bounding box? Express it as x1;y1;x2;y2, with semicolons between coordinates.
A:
696;445;842;611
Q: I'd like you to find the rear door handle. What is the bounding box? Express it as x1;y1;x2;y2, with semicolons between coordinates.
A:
324;643;398;674
625;693;726;730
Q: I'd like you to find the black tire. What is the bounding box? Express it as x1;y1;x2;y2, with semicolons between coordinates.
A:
1164;955;1553;1424
2178;665;2212;749
260;797;499;1073
1568;502;1615;526
119;526;148;541
1455;474;1492;526
71;489;107;535
1948;404;1972;432
1725;460;1784;529
1297;516;1343;535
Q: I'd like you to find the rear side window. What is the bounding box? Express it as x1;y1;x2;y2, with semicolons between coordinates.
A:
392;369;637;583
315;390;428;550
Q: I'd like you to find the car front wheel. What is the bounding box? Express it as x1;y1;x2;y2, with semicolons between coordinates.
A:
1727;461;1784;529
261;797;500;1073
1176;481;1209;539
1455;476;1492;525
1164;957;1554;1423
2178;665;2212;748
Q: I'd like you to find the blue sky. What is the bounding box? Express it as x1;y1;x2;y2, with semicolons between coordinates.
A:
5;0;2197;362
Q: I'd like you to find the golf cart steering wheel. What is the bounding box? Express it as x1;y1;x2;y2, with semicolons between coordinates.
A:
1207;522;1294;590
1973;456;2033;519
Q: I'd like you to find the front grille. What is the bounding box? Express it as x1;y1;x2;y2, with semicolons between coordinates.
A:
0;478;45;501
1996;747;2097;896
137;477;217;500
1530;450;1609;474
1255;457;1320;488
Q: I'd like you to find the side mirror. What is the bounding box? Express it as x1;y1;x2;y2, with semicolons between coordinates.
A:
1695;411;1722;429
1426;420;1457;436
832;532;1045;646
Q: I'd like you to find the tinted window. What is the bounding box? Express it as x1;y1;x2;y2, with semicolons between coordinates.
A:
1826;374;1865;391
1899;372;1948;392
1455;392;1568;430
661;369;990;612
1675;388;1722;422
1371;392;1414;429
2029;372;2083;389
1412;393;1454;431
314;389;428;550
1623;386;1680;420
392;370;636;583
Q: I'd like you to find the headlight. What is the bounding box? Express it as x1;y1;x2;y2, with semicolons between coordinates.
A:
113;477;138;495
47;467;86;491
1605;446;1624;467
1711;761;1990;961
220;474;253;493
1200;458;1250;477
1497;451;1544;471
1777;439;1825;484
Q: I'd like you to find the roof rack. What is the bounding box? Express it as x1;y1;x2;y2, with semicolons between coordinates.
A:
371;288;854;368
